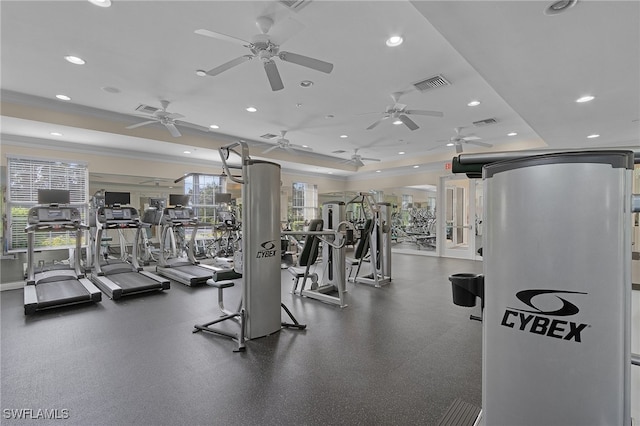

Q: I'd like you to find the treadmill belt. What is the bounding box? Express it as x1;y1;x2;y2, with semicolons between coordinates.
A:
35;279;90;308
172;265;213;280
109;272;164;293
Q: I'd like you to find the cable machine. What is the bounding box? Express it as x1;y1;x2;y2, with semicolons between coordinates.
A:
347;193;392;287
193;142;305;351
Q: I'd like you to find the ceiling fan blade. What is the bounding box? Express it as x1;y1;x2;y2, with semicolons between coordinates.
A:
366;116;386;130
126;120;157;130
164;123;182;137
283;146;297;155
404;109;444;118
468;140;493;148
205;55;253;77
165;112;185;120
262;145;280;154
194;29;251;46
361;157;381;162
174;120;210;133
264;60;284;91
399;115;419;131
279;51;334;74
455;144;464;154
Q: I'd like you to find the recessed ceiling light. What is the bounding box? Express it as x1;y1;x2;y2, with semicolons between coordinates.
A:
393;120;403;125
88;0;111;7
302;145;309;148
587;134;600;139
340;135;348;138
246;106;257;112
398;151;405;155
195;70;207;77
386;35;403;47
300;80;313;87
576;95;595;103
183;151;191;154
209;124;219;129
544;0;577;16
56;94;71;101
467;100;481;107
507;132;518;136
50;132;63;136
446;143;455;147
64;55;85;65
375;170;382;173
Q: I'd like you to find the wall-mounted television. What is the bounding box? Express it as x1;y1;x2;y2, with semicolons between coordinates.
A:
38;189;70;205
105;191;131;206
169;194;190;206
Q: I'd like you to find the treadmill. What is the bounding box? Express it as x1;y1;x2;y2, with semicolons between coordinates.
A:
23;189;102;315
155;195;240;286
89;192;170;299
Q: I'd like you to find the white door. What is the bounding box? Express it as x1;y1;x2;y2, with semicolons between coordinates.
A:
439;176;478;259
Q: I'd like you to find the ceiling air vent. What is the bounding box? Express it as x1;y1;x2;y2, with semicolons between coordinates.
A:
260;133;279;140
279;0;312;12
472;118;498;127
135;104;160;115
413;74;450;92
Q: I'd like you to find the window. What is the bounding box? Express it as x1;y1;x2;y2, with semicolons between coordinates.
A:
183;174;227;223
291;182;318;230
6;156;88;252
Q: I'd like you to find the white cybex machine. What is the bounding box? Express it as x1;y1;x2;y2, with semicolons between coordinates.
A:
286;201;349;308
348;193;392;287
448;149;640;426
193;142;305;351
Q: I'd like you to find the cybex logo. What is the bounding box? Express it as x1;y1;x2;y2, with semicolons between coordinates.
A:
256;240;278;259
501;290;589;342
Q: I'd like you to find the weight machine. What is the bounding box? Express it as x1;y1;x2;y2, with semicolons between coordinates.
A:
447;149;640;425
193;142;305;351
285;201;351;307
346;193;392;287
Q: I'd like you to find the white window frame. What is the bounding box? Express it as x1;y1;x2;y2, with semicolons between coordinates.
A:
5;155;88;253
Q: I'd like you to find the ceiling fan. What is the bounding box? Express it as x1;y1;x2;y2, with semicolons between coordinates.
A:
365;92;444;131
430;127;493;153
195;16;334;91
262;130;312;154
339;149;381;168
126;100;210;137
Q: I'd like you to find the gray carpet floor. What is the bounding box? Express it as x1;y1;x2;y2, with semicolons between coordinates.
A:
1;253;483;425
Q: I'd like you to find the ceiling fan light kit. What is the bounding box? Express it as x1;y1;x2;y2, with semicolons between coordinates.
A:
366;92;443;131
195;16;334;91
125;100;210;137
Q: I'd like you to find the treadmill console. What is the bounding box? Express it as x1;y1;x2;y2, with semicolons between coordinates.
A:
97;206;140;227
164;207;195;225
28;206;81;226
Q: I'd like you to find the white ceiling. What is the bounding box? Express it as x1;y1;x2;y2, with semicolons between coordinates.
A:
1;0;638;183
